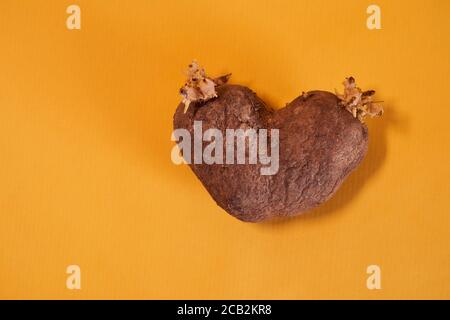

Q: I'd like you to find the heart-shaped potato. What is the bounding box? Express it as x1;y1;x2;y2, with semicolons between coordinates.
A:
174;84;368;222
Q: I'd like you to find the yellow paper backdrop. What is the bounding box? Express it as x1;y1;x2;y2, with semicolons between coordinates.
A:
1;0;449;299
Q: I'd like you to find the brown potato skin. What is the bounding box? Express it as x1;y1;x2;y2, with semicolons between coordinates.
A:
174;85;368;222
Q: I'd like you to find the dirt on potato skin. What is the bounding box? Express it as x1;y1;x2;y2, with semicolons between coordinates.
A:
174;84;368;222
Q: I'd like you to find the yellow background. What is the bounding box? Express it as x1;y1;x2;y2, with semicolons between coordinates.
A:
1;0;449;299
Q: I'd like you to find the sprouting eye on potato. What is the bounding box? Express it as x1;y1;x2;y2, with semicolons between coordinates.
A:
173;61;383;222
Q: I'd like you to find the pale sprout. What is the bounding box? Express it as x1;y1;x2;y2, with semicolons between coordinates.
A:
179;61;231;113
336;77;383;122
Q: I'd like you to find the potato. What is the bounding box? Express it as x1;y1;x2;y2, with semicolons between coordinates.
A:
173;62;381;222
